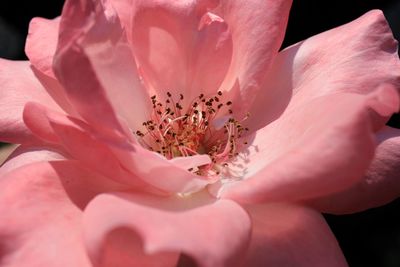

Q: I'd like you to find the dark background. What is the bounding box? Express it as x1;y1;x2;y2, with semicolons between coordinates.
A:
0;0;399;266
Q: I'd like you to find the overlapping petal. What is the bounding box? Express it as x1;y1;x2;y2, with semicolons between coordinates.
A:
23;102;147;188
0;145;65;177
23;102;212;194
309;126;400;214
214;10;400;204
1;0;400;265
54;0;150;134
218;0;292;115
130;0;231;106
0;162;92;267
0;60;63;144
25;17;60;78
241;203;347;267
214;85;399;204
83;192;251;267
186;12;233;100
248;10;400;130
25;16;79;116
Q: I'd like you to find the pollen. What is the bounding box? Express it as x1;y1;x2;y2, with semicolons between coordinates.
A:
134;91;249;177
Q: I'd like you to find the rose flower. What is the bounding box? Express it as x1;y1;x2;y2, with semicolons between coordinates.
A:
0;0;400;266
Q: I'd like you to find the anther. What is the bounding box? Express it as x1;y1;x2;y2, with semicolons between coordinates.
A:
134;91;250;178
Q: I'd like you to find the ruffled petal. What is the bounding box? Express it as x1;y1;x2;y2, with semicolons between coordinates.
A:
25;17;59;78
109;0;132;35
0;60;62;144
130;0;231;106
241;203;347;267
0;162;92;267
308;126;400;214
23;102;147;188
0;145;65;177
127;145;212;194
83;192;251;267
54;0;150;133
51;160;130;209
218;0;292;115
186;12;233;100
213;85;399;203
0;144;127;209
25;15;78;116
24;102;212;194
248;10;400;131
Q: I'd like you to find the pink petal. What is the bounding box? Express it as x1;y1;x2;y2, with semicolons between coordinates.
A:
213;85;399;203
170;154;211;170
24;102;211;194
0;144;127;209
108;0;134;40
25;16;77;116
186;12;233;101
54;0;150;133
248;10;400;131
218;0;292;115
31;67;79;117
26;102;147;188
0;162;92;267
83;192;251;267
131;0;231;104
25;17;59;78
52;160;130;209
0;60;62;144
241;203;347;267
0;144;65;177
127;145;212;193
308;126;400;214
23;102;61;143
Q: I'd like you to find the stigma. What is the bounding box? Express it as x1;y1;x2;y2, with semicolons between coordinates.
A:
134;91;249;177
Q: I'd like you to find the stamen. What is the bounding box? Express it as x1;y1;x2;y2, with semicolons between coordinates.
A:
134;91;250;178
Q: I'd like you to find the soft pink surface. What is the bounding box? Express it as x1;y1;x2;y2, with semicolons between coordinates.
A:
25;17;78;116
213;85;399;203
247;10;400;131
83;192;251;267
25;17;60;78
218;0;292;116
54;0;135;135
241;204;348;267
309;126;400;214
23;102;213;193
211;10;400;204
0;60;62;144
0;162;92;267
129;0;231;107
0;145;65;176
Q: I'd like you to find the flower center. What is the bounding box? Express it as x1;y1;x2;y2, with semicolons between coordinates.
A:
134;91;249;177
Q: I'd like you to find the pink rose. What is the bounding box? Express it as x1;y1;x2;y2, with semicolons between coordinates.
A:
1;0;399;266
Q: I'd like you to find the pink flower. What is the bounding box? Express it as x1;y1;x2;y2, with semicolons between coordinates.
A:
1;0;399;266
